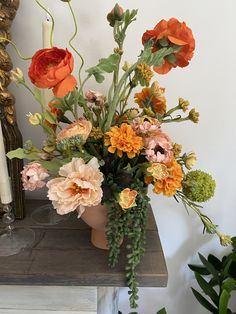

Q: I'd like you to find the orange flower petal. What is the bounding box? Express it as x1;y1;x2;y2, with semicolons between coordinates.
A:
53;75;77;98
167;35;188;46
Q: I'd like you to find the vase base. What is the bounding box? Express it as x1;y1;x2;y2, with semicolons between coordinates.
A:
91;229;108;250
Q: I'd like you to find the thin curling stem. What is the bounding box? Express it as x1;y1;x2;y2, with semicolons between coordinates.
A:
0;38;31;60
34;0;55;47
67;1;84;87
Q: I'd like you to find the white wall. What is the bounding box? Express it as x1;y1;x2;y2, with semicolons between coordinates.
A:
9;0;236;313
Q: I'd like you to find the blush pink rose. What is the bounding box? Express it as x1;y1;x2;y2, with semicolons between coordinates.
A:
85;90;106;107
132;116;160;135
57;118;92;142
145;130;173;163
21;162;49;191
47;157;103;215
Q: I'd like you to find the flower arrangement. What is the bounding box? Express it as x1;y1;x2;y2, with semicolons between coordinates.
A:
6;1;232;309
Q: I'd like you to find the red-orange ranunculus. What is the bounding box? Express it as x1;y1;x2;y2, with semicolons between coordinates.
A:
142;18;195;74
28;47;77;98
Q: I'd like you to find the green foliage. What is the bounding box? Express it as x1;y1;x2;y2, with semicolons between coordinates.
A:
118;308;167;314
189;239;236;314
105;178;150;309
86;54;120;83
7;148;40;161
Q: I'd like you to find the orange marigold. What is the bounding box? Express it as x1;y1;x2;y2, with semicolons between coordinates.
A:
105;123;143;158
153;160;183;197
135;87;166;115
142;18;195;74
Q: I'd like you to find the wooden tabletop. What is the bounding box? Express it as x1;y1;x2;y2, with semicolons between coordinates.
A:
0;200;168;287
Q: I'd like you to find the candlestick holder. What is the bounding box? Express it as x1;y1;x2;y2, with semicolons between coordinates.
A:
31;203;68;226
0;203;35;256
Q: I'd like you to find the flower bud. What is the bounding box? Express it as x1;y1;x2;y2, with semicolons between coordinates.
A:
122;61;131;72
220;235;232;246
185;152;197;170
125;108;139;119
10;67;24;84
173;143;182;158
179;97;189;112
107;4;124;27
28;112;42;125
189;108;199;123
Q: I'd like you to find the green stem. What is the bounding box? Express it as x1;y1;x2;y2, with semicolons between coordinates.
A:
164;105;180;117
162;116;189;123
104;62;138;131
73;89;79;120
67;1;84;87
34;0;55;47
0;38;31;60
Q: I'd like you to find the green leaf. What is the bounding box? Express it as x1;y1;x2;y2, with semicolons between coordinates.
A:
93;72;105;83
208;254;223;271
86;54;120;83
156;308;167;314
60;115;72;124
40;159;63;172
7;148;40;161
198;253;219;281
191;288;218;313
194;272;219;305
43;110;57;124
219;289;230;314
188;264;210;275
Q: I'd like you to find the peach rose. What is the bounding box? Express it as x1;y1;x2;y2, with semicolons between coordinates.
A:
118;188;138;209
28;47;77;98
144;130;173;163
57;118;92;142
47;157;103;215
21;162;49;191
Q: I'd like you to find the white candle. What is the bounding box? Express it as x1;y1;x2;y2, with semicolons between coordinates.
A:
42;12;52;49
0;119;12;204
42;11;54;105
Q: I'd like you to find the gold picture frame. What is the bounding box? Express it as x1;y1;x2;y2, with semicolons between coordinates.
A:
0;0;25;219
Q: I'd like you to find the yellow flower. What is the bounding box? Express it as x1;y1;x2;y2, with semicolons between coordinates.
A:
147;163;168;181
189;108;200;123
118;188;137;209
89;127;104;140
173;143;182;158
185;152;197;170
28;112;42;125
136;63;154;83
105;123;143;158
179;98;190;112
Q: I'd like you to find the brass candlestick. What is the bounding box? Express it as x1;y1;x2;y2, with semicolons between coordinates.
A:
0;0;24;219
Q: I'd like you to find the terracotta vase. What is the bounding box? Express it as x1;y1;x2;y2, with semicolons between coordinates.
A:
80;203;109;250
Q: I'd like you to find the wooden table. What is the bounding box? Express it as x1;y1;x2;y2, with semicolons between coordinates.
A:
0;200;168;314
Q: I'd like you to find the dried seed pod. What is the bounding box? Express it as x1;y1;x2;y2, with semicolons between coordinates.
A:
0;48;12;71
0;69;10;87
0;88;15;107
0;29;11;46
0;0;20;10
0;10;12;30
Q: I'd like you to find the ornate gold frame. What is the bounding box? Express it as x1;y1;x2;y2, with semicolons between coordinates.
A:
0;0;25;219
